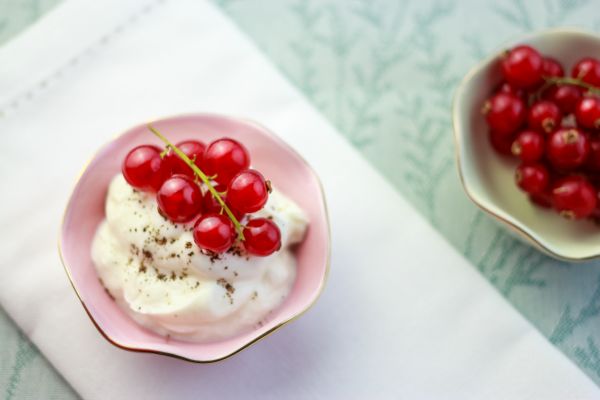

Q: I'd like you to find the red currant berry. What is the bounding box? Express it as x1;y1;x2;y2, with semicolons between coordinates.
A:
572;57;600;87
242;218;281;256
166;140;206;177
203;138;250;185
547;128;589;170
515;163;549;194
528;100;561;134
483;93;526;135
586;137;600;173
546;85;582;114
501;45;543;88
156;175;203;223
592;204;600;222
575;97;600;130
202;184;227;214
542;57;564;77
227;169;269;214
552;176;597;219
496;82;525;99
122;145;171;192
489;130;514;155
529;190;553;208
202;184;245;220
511;130;545;162
193;213;235;253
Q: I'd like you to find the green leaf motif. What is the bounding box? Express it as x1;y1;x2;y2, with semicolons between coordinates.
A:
4;333;38;400
575;337;600;378
0;0;62;47
7;0;600;394
173;0;600;389
492;0;533;31
544;0;590;26
551;276;600;345
493;0;591;30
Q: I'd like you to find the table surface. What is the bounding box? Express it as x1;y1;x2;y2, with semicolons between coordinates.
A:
1;0;600;398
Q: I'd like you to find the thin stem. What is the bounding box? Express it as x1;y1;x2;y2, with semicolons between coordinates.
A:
531;76;600;105
544;76;600;94
147;124;245;240
530;79;555;104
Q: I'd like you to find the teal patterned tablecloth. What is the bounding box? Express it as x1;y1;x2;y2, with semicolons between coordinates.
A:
2;0;600;398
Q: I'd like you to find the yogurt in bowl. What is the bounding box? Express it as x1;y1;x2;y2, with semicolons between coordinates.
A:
59;114;329;361
92;174;308;342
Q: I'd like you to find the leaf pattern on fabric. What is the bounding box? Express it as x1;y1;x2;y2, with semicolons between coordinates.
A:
5;333;37;400
215;0;600;385
575;336;600;378
2;0;600;394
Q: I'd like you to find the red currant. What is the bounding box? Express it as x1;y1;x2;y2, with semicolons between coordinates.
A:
485;51;600;218
202;184;245;220
586;137;600;173
592;204;600;222
512;130;545;162
166;140;206;177
202;184;227;213
575;97;600;130
547;128;589;170
193;213;235;253
122;145;171;192
546;85;582;114
497;82;525;99
501;45;543;88
489;130;514;155
572;57;600;87
528;100;561;134
203;138;250;185
542;57;564;77
529;190;553;208
242;218;281;256
227;169;269;214
552;176;597;219
483;93;526;135
156;175;203;223
515;163;549;194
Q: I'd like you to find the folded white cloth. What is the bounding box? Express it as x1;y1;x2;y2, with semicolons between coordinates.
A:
0;0;597;398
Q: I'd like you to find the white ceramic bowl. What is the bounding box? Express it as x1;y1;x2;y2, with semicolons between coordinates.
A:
453;29;600;262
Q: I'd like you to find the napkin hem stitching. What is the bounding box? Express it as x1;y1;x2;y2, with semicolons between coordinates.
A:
0;0;167;119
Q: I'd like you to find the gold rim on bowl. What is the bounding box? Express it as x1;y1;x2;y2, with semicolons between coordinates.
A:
58;113;331;362
452;28;600;262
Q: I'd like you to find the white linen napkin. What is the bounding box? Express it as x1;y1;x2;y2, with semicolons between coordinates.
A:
0;0;597;398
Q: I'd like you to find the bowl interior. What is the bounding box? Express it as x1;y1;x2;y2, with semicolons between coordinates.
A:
454;30;600;261
60;114;329;361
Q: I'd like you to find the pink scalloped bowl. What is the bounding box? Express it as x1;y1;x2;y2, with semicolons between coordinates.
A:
59;114;330;362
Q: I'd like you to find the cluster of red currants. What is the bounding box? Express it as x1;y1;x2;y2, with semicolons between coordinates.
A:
484;44;600;220
122;135;281;256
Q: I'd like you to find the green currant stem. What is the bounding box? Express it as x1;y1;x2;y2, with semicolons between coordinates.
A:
532;76;600;104
544;76;600;94
147;124;245;240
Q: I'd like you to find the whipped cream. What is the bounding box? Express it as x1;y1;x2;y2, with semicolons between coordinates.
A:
91;174;308;342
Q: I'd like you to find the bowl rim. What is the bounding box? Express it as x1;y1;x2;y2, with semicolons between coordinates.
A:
58;112;331;363
452;27;600;262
